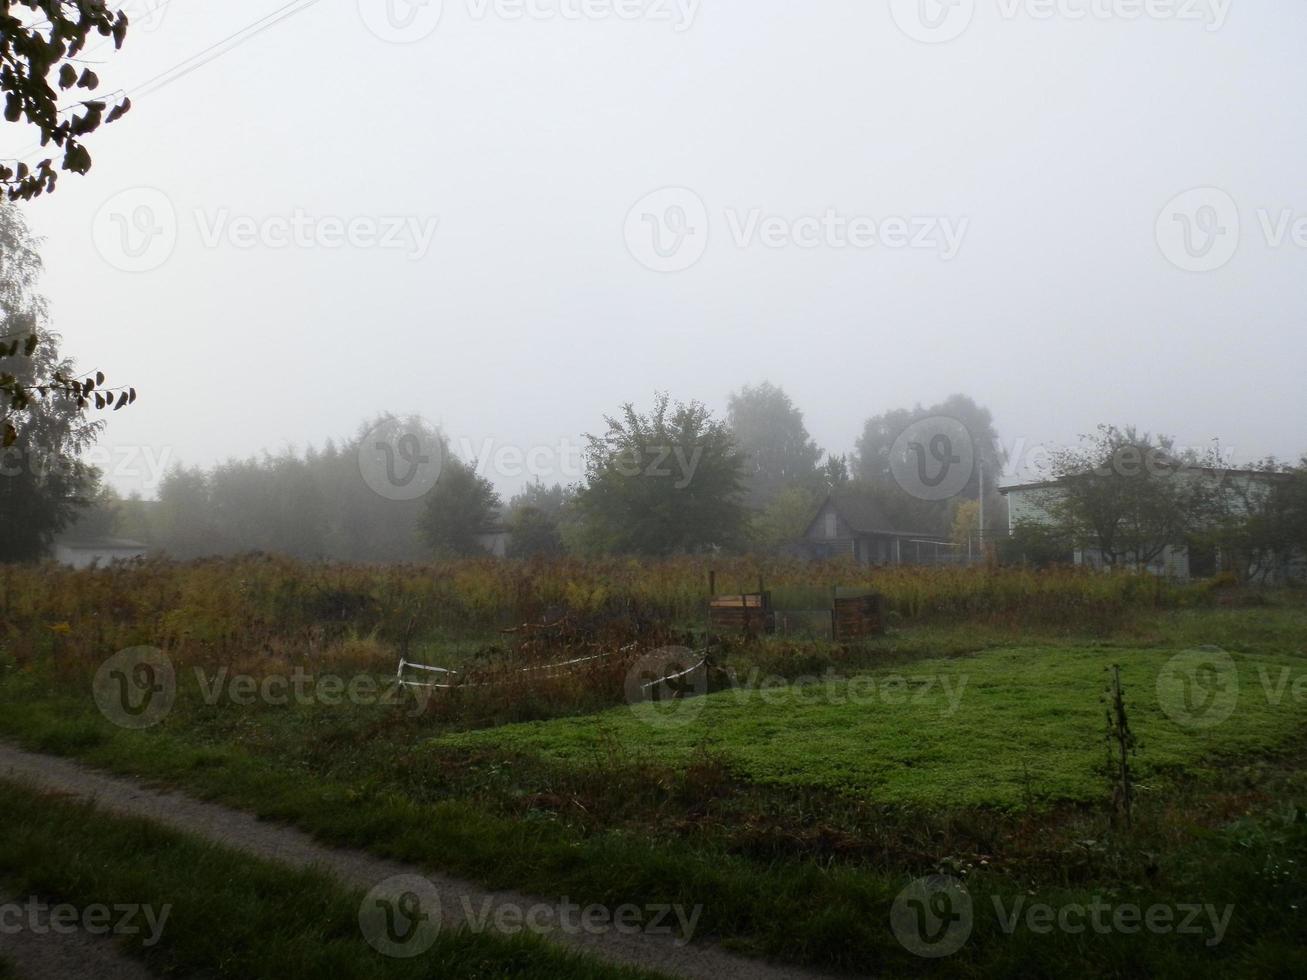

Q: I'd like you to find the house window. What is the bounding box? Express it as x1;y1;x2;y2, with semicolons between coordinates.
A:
825;512;838;539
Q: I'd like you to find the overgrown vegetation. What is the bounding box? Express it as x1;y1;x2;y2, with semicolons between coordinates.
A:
0;558;1304;975
0;557;1216;661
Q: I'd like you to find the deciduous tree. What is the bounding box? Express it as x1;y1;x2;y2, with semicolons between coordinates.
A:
418;456;502;558
576;393;746;556
726;381;822;507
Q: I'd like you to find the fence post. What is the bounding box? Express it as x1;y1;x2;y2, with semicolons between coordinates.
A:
705;569;714;644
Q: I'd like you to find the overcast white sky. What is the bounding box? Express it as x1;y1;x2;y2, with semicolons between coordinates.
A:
10;0;1307;497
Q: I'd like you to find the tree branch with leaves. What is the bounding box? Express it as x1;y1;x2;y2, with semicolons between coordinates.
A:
0;0;132;199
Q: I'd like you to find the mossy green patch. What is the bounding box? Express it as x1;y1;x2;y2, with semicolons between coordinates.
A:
433;646;1307;806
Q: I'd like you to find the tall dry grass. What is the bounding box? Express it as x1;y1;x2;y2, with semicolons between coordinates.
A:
0;555;1210;670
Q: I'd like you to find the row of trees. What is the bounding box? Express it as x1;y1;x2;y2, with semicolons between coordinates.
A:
16;358;1307;571
55;386;1004;562
728;383;1007;553
105;424;498;562
0;177;1006;564
0;13;1006;566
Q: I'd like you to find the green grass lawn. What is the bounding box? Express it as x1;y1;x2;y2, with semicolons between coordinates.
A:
2;605;1306;976
433;645;1307;807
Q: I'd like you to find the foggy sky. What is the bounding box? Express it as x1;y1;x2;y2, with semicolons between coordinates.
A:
12;0;1307;499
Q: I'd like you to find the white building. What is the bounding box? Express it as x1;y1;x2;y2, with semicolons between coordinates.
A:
1000;467;1303;583
52;537;149;568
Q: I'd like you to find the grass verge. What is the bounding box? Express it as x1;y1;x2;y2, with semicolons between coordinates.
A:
0;778;660;980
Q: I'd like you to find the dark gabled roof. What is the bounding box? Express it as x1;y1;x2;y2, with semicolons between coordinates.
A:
997;480;1059;495
999;466;1293;495
803;489;939;539
829;489;896;533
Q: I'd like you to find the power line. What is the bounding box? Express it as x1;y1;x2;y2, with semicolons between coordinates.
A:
3;0;325;166
130;0;324;100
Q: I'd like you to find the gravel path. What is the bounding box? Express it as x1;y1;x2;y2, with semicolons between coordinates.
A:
0;892;157;980
0;743;835;980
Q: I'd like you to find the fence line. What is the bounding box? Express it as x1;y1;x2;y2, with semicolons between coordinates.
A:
396;642;642;690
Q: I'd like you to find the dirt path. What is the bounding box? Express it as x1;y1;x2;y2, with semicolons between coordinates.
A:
0;743;834;980
0;892;158;980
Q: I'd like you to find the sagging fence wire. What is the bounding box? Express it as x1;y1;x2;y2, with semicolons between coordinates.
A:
640;656;708;691
396;643;710;697
399;642;638;690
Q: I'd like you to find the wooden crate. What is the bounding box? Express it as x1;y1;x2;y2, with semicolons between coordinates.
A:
831;593;886;641
709;592;774;635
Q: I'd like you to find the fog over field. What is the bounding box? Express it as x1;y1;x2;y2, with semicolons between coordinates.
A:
9;0;1307;498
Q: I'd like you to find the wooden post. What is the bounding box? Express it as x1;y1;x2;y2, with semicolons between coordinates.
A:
830;584;837;641
705;569;715;645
